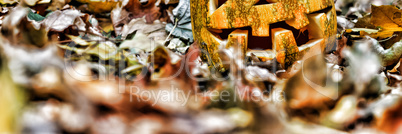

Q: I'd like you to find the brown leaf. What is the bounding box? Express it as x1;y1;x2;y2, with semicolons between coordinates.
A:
124;0;161;23
355;14;375;29
120;17;166;40
77;0;120;13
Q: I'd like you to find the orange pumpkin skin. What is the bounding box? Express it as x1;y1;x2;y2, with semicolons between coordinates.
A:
190;0;337;69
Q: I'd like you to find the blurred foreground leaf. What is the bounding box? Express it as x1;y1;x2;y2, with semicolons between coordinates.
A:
0;50;25;133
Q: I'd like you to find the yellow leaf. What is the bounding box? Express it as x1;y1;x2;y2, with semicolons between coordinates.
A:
371;5;402;29
370;5;402;39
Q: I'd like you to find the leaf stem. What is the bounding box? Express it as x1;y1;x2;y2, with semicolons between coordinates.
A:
164;18;179;44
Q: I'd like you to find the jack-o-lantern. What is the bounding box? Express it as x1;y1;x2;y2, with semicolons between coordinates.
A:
190;0;337;69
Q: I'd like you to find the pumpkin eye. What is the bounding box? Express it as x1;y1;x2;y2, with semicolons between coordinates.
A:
217;0;226;7
254;0;273;5
217;0;274;7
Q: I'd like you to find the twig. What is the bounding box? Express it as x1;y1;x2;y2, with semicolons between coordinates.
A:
164;18;178;44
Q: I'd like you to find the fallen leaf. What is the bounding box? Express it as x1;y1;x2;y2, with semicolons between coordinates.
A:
337;16;355;33
119;32;162;52
84;41;121;61
389;60;400;73
394;0;402;9
370;95;402;134
369;37;402;66
47;0;70;11
22;0;50;6
124;0;161;23
120;17;166;40
355;14;376;29
370;5;402;39
347;28;394;39
166;38;188;54
0;51;25;133
42;9;85;32
111;4;130;35
0;0;17;4
165;0;193;43
77;0;120;13
162;0;179;4
1;6;48;47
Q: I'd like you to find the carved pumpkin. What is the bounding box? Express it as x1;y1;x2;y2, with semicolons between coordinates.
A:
190;0;337;69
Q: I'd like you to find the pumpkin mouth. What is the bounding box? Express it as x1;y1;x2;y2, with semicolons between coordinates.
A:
206;5;334;58
209;21;310;50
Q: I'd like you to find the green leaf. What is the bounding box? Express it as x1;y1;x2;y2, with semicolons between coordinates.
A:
27;9;45;21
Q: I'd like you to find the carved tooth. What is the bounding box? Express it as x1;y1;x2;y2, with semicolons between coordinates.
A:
307;13;327;39
306;0;333;12
200;27;223;67
286;12;309;29
271;28;299;69
227;29;248;55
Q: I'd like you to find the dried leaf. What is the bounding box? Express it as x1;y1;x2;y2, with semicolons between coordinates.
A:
350;5;402;39
120;17;166;40
42;9;85;32
47;0;70;11
22;0;49;6
0;51;25;133
394;0;402;9
166;38;188;54
0;0;17;4
347;28;394;39
1;6;48;47
355;14;376;29
111;4;130;35
370;5;402;38
120;33;153;52
369;37;402;66
124;0;161;23
337;16;355;33
162;0;179;4
322;95;358;129
165;0;193;43
77;0;120;13
84;41;120;61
